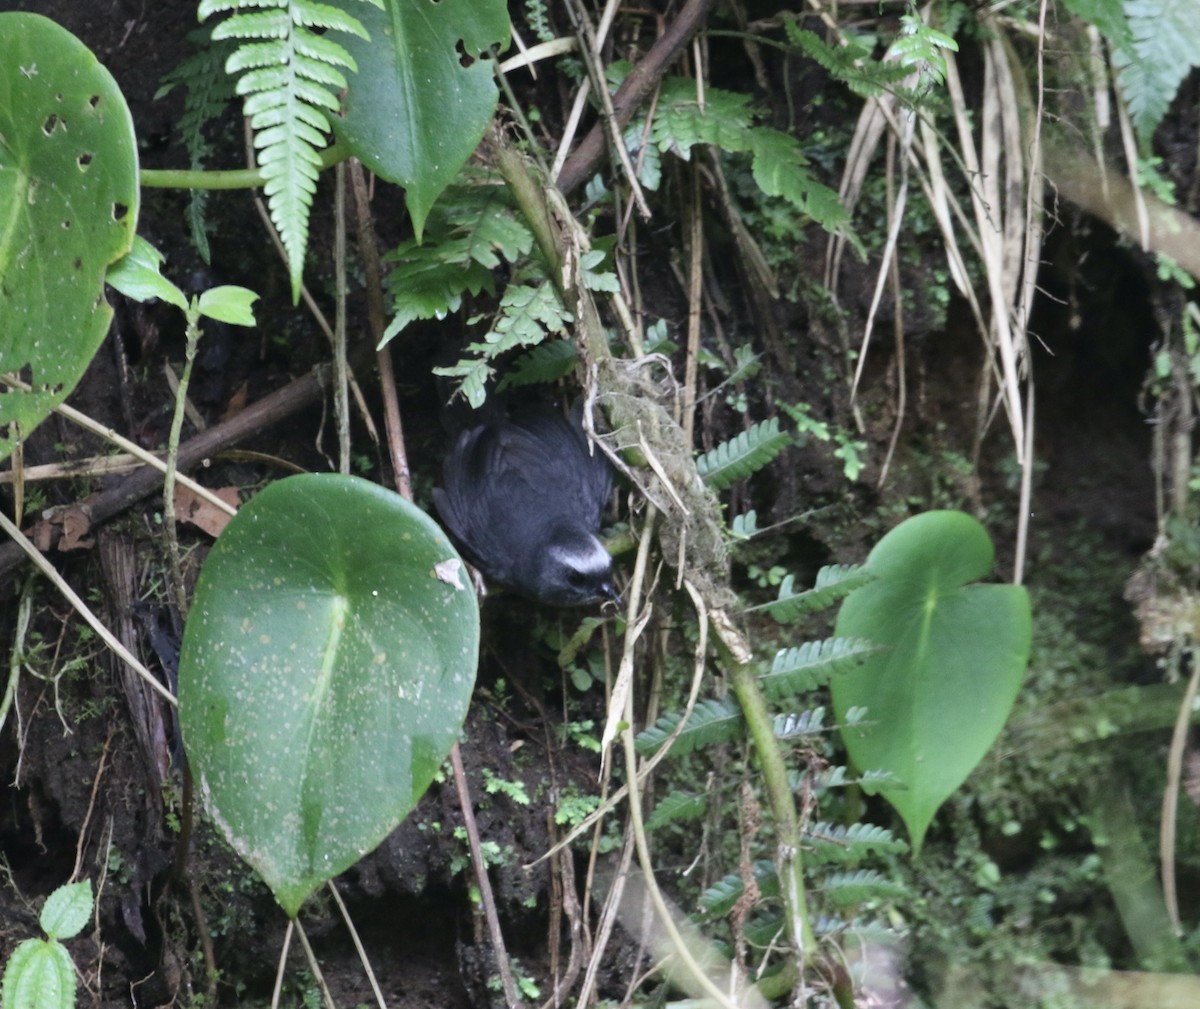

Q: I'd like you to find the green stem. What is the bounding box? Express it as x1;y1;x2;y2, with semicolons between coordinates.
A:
163;304;201;619
140;139;350;190
721;631;817;965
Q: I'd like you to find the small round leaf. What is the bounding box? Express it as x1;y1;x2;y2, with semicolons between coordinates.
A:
38;881;92;941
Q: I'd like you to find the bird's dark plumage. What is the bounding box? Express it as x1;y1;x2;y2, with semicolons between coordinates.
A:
432;405;618;606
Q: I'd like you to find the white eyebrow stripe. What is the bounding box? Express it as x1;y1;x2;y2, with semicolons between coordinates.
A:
549;538;611;574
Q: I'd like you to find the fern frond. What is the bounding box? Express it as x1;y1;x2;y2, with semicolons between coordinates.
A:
634;696;744;758
431;281;572;407
523;0;555;43
155;31;239;262
746;128;852;236
651;78;850;236
728;343;761;383
759;637;879;699
645;789;706;831
478;281;573;355
730;509;758;540
439;184;533;268
749;564;872;624
813;916;899;943
805;821;908;863
497;341;579;391
782;23;912;99
199;0;378;301
1114;0;1200;141
431;356;491;409
798;765;903;793
819;869;909;908
696;860;777;918
382;182;532;344
382;242;494;339
696;418;791;490
773;706;827;740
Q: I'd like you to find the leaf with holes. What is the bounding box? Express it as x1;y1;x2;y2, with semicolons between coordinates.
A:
178;474;479;917
0;13;138;463
336;0;510;237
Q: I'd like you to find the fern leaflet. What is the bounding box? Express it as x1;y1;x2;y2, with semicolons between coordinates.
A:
773;706;827;739
198;0;380;301
759;636;879;699
819;869;910;908
805;821;908;863
634;696;744;758
645;789;706;831
696;418;791;490
747;564;871;624
696;860;778;917
497;341;579;391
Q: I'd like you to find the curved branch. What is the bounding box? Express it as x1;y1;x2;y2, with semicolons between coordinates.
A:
555;0;719;196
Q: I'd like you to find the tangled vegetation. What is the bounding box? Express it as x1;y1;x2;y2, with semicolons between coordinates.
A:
2;0;1199;1007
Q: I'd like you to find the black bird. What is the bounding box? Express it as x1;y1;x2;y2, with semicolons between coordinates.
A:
433;405;619;607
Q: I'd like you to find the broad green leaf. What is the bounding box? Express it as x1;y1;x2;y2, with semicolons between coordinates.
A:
336;0;510;237
832;511;1030;853
106;236;188;310
197;285;259;326
178;474;479;916
0;13;139;463
0;939;74;1009
38;881;92;941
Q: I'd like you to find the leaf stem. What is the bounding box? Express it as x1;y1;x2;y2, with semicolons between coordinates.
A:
717;624;818;970
140;138;350;189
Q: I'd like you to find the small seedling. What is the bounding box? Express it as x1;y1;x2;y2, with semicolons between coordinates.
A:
1;879;93;1009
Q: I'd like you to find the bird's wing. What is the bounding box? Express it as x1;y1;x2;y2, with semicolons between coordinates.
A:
433;407;613;589
432;426;516;579
500;408;612;527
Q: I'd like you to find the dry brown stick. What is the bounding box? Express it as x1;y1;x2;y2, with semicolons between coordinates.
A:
345;158;516;1004
0;352;359;583
348;159;413;499
555;0;719;196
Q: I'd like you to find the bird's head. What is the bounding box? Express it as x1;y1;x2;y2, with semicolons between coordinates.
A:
533;527;620;607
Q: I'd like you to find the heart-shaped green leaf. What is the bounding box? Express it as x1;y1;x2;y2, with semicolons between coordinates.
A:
0;13;139;463
178;475;479;916
831;511;1031;853
335;0;510;237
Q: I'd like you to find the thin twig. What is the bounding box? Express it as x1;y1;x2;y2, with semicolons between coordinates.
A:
349;159;412;499
1161;644;1200;933
0;375;236;517
70;727;115;883
294;919;338;1009
450;742;523;1008
328;881;387;1009
0;510;177;708
271;921;294;1009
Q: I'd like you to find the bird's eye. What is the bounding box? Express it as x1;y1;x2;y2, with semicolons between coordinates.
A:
566;570;588;588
